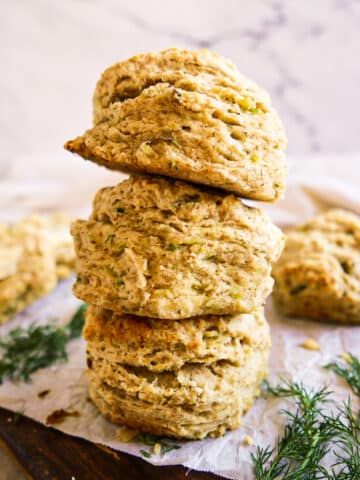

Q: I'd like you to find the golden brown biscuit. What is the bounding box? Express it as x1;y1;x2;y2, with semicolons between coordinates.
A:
273;209;360;323
84;305;269;372
85;306;270;439
65;49;286;201
19;213;75;280
0;223;57;324
72;175;284;319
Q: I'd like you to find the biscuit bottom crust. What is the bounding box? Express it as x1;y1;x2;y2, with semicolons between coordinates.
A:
85;307;270;439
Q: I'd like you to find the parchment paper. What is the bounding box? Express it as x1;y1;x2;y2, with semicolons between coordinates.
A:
1;160;360;479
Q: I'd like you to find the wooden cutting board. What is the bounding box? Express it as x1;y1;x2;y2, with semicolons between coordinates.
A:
0;407;222;480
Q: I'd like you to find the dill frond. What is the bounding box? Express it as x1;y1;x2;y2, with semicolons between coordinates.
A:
0;304;87;383
252;380;335;479
252;354;360;479
134;432;180;457
324;354;360;396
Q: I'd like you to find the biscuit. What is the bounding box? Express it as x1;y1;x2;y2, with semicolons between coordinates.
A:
65;49;287;201
19;213;75;279
84;305;269;372
0;223;57;324
93;48;267;123
72;175;284;319
85;307;270;439
273;209;360;323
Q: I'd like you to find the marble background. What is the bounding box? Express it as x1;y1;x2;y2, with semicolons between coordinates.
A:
0;1;360;478
1;0;360;165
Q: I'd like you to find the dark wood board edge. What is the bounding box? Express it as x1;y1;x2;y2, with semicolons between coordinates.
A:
0;407;224;480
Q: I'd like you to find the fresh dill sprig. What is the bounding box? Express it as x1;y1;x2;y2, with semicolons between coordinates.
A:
0;324;68;383
323;354;360;479
134;432;181;457
12;409;24;423
324;354;360;396
140;449;152;458
252;354;360;480
65;303;88;340
0;304;87;383
324;401;360;479
252;380;335;480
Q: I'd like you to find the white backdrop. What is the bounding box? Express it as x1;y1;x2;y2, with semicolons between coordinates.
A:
1;0;360;171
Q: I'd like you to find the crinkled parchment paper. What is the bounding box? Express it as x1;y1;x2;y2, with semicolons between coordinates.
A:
1;159;360;479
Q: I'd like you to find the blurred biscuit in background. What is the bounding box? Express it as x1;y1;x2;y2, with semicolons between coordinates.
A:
273;208;360;324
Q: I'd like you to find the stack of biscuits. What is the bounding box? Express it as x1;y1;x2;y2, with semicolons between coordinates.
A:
65;48;287;439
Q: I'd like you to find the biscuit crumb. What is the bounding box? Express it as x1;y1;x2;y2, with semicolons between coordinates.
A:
46;408;80;425
244;435;253;446
116;426;138;442
341;352;352;363
96;444;120;460
38;389;51;399
56;264;72;280
153;443;162;455
210;425;227;438
301;338;321;351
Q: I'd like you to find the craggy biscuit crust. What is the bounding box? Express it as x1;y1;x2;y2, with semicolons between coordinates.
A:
65;48;286;201
85;306;270;439
72;175;284;318
273;209;360;323
84;306;269;371
19;213;75;279
0;222;57;324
